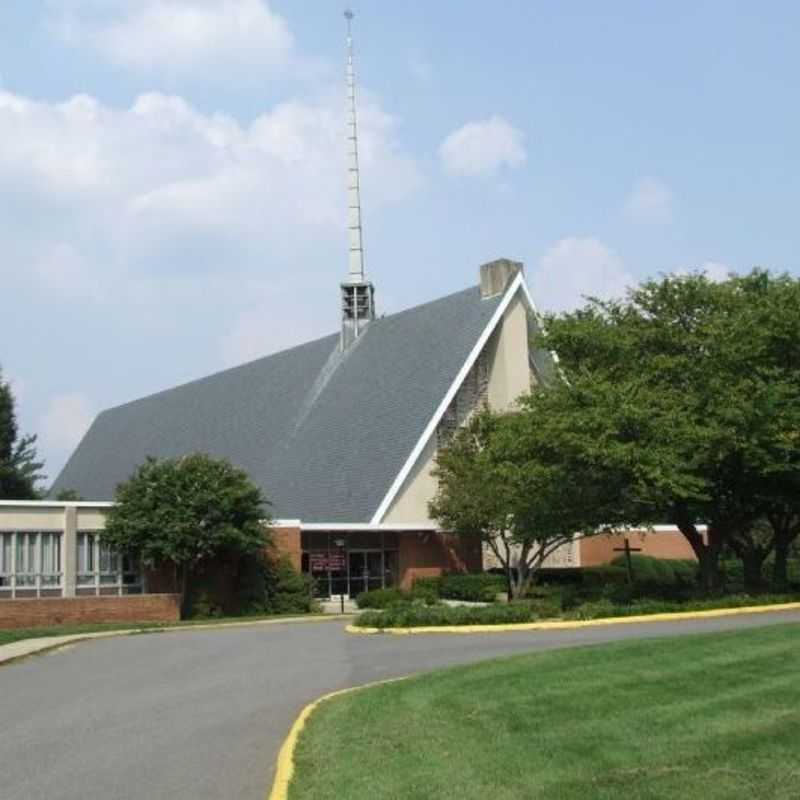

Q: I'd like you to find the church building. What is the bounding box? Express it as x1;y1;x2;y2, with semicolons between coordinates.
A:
48;9;552;601
0;14;554;626
50;257;548;598
0;14;695;627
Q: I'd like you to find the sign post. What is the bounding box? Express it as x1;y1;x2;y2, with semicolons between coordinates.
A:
613;538;643;584
333;538;347;614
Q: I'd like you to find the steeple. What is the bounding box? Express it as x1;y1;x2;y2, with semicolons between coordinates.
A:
341;9;375;349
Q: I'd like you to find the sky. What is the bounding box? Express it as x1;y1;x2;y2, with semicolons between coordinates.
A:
2;0;799;484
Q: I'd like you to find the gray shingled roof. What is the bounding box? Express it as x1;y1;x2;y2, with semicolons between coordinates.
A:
51;284;505;522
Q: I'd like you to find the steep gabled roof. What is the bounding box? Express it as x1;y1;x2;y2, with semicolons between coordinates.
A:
51;284;505;522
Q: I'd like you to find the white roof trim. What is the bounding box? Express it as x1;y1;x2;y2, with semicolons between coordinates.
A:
0;500;114;508
370;272;526;525
301;522;439;532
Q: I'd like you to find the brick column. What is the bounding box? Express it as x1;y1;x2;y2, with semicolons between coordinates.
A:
63;505;77;598
271;525;302;571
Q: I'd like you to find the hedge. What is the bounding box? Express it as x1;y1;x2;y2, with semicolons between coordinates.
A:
355;588;408;609
565;593;800;621
355;602;537;629
609;555;697;586
440;574;507;602
354;592;800;628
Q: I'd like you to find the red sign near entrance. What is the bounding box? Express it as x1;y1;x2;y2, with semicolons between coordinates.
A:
309;552;347;572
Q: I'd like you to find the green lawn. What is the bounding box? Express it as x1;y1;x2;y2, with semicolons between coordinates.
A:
290;624;800;800
0;612;327;647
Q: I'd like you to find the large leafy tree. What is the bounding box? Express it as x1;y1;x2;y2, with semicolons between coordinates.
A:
430;408;628;599
542;270;800;591
0;367;44;499
102;454;270;610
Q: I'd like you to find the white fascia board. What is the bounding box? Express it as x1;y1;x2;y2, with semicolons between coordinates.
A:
0;500;115;508
369;272;526;525
270;519;302;527
301;522;439;532
623;524;708;533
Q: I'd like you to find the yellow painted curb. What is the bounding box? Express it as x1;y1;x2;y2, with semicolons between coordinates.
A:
267;676;412;800
346;601;800;635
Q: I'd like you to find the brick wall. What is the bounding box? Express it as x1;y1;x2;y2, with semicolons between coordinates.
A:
0;594;181;630
580;529;699;567
271;525;302;571
398;531;482;589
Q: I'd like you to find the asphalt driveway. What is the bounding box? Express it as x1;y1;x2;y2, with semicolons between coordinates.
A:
2;610;799;800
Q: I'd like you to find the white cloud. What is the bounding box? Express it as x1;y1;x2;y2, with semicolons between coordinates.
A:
439;116;527;177
531;237;635;312
34;242;102;300
0;87;420;291
40;392;95;454
49;0;294;75
624;177;673;224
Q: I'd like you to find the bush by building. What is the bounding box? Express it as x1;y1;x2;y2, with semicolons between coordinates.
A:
355;601;538;629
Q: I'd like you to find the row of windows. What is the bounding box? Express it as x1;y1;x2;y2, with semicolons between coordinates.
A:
0;532;141;598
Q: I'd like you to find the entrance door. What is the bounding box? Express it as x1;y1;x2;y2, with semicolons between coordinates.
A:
348;550;383;597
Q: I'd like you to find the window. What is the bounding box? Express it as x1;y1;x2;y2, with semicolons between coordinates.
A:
0;531;62;598
77;533;141;594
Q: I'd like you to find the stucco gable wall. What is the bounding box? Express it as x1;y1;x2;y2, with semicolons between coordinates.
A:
382;290;531;525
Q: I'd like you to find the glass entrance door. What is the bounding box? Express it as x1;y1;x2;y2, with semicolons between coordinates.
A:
348;550;383;597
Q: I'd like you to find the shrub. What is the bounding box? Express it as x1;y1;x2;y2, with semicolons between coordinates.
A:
564;593;800;621
438;574;507;602
411;577;442;602
189;591;224;619
722;558;800;591
355;601;537;629
355;588;407;609
536;567;584;585
606;556;699;600
267;556;316;614
233;552;316;615
582;565;629;588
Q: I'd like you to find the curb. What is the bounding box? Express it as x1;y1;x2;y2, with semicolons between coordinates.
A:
345;601;800;635
267;676;412;800
0;614;353;667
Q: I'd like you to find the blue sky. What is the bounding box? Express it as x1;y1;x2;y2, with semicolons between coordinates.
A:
2;1;798;483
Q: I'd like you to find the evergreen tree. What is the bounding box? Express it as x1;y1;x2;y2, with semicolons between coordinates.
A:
0;368;44;499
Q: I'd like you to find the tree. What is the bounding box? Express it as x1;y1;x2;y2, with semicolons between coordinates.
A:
55;488;83;501
429;408;627;600
102;454;270;612
542;270;800;592
727;520;773;591
0;367;44;499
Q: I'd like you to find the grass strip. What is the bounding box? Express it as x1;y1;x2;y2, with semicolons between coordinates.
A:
290;623;800;800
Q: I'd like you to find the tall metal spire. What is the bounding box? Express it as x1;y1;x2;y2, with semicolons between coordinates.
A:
344;8;364;281
340;9;375;349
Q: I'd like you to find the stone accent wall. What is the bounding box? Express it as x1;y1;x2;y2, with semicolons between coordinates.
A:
398;531;482;589
0;594;180;630
436;351;489;447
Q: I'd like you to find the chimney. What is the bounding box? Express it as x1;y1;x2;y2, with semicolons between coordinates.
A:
479;258;524;298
